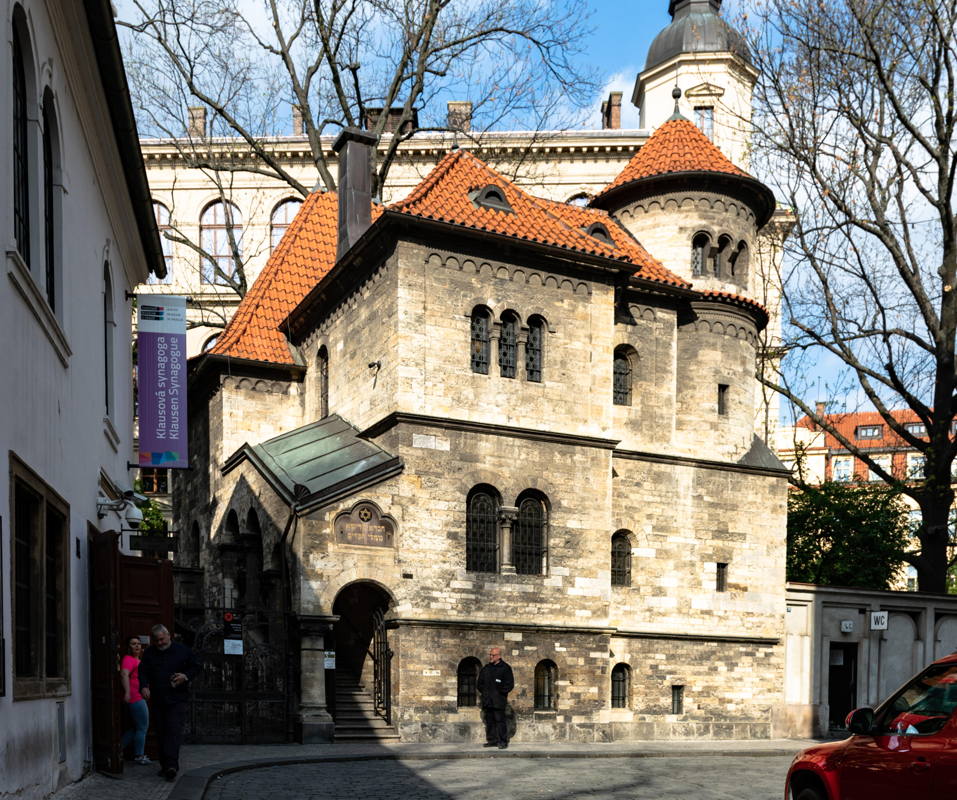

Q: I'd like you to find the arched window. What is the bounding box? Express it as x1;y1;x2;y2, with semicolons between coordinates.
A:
317;345;329;418
499;312;519;378
611;663;630;708
566;192;591;207
270;198;302;251
525;316;545;383
103;264;115;417
513;492;546;575
715;235;732;278
611;530;632;587
12;8;33;266
223;510;241;607
456;657;482;707
691;233;710;277
730;241;749;281
150;202;173;284
470;306;491;374
201;334;219;352
534;660;557;710
200;200;242;285
466;486;499;573
42;89;60;311
613;346;634;406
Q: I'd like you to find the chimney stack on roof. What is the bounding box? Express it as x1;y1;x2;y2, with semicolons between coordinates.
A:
333;127;378;261
187;106;207;138
292;105;305;137
601;92;622;130
447;101;473;132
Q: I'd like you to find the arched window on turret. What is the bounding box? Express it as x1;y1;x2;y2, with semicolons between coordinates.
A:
691;233;710;277
715;235;733;278
730;241;750;282
525;315;545;383
470;306;491;374
499;311;519;378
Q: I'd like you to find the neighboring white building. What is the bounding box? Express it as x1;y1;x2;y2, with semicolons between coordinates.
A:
0;1;164;797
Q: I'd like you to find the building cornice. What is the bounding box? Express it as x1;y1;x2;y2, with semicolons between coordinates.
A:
613;447;791;478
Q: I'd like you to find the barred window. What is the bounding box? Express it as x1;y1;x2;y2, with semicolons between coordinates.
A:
526;316;544;382
613;347;633;406
200;201;243;285
611;663;630;708
534;660;557;710
611;531;631;587
12;14;30;266
317;346;329;418
499;312;518;378
691;233;710;277
457;657;482;707
470;307;491;374
513;493;546;575
466;487;499;573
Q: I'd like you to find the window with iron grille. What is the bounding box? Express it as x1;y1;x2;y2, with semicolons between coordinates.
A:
611;531;631;587
611;663;630;708
13;22;30;266
140;468;169;495
466;488;499;572
513;494;546;575
526;317;544;382
470;308;491;374
691;233;710;277
534;660;557;709
317;346;329;417
457;657;481;707
499;313;518;378
42;94;56;311
613;348;632;406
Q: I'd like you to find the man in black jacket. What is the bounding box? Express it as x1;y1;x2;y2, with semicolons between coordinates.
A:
139;624;200;781
477;646;514;749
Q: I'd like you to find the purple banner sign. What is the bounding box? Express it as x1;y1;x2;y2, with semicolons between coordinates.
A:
137;296;188;468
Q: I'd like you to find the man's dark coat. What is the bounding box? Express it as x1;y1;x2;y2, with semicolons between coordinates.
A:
477;658;514;709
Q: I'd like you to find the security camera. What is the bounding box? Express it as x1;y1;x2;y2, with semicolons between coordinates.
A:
123;490;148;505
124;503;144;529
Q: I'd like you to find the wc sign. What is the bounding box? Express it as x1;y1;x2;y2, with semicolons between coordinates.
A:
870;611;889;631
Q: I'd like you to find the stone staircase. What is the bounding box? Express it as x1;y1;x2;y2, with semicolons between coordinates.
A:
333;672;399;741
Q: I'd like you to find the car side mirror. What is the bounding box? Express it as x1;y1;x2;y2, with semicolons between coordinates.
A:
846;707;876;734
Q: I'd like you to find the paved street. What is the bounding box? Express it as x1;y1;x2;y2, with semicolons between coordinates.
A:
203;754;794;800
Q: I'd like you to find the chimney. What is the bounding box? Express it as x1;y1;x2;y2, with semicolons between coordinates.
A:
813;401;827;429
363;107;418;135
292;105;304;137
187;106;207;138
333;127;378;261
447;101;472;132
601;92;622;130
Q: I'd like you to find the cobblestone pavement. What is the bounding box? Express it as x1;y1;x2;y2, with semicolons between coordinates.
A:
203;754;794;800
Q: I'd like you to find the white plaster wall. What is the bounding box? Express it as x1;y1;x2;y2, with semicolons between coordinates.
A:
0;1;150;797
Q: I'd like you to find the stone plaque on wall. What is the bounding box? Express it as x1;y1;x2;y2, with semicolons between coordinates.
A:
334;502;396;547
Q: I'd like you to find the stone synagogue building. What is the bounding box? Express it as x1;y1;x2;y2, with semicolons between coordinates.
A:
175;0;791;744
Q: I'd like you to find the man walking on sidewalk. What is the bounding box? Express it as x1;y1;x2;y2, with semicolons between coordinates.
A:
478;646;514;749
139;624;200;781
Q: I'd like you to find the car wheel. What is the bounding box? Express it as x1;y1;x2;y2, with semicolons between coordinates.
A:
794;787;825;800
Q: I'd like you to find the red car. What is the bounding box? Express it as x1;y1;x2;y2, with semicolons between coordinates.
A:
786;652;957;799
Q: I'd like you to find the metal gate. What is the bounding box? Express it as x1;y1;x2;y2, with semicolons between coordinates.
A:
180;607;294;743
371;608;393;725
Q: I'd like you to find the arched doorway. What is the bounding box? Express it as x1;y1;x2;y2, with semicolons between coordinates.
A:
332;582;393;727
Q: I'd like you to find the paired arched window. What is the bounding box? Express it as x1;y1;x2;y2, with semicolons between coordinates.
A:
514;492;547;575
613;345;634;406
691;233;710;277
611;530;632;587
525;316;545;383
42;89;60;311
12;8;32;267
730;241;749;280
498;311;519;378
200;200;242;284
456;657;482;707
150;202;173;284
715;235;733;278
466;486;499;573
270;198;302;251
534;660;557;710
317;346;329;418
103;263;115;417
611;663;630;708
470;306;491;374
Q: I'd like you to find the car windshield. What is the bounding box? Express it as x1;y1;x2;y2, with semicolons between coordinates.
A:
875;662;957;736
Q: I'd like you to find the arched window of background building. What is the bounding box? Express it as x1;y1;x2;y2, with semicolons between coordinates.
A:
466;486;499;573
470;306;491;374
525;316;545;382
151;202;173;284
611;663;630;708
456;657;482;707
534;660;557;709
270;198;302;251
200;200;242;285
513;491;547;575
611;530;632;587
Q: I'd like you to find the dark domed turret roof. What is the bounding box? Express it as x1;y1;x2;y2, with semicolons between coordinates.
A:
646;0;751;72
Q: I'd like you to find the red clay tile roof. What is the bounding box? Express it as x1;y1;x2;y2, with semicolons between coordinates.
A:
597;117;748;198
389;149;686;286
697;289;768;318
796;409;924;451
210;192;359;365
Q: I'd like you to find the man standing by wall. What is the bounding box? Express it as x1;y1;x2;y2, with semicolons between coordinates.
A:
139;624;200;781
478;646;514;749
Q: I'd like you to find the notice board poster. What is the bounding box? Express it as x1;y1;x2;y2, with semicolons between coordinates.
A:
137;296;188;469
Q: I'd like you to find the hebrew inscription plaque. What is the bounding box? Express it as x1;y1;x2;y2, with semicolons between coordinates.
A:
334;502;395;547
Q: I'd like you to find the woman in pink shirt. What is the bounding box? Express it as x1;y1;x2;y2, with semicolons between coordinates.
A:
120;636;151;765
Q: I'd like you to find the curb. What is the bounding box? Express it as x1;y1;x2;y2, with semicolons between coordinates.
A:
167;747;801;800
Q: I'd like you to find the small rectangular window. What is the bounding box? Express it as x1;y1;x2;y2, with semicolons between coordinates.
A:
716;562;728;592
671;685;684;715
694;106;714;140
855;425;882;439
717;384;729;415
904;422;925;437
832;457;853;482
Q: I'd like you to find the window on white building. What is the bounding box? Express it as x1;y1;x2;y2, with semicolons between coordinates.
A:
149;202;173;284
694;106;714;140
832;457;853;482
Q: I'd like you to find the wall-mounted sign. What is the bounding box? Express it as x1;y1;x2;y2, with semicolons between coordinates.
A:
324;650;336;669
840;619;855;633
224;639;243;656
223;611;243;640
334;501;396;548
870;611;889;631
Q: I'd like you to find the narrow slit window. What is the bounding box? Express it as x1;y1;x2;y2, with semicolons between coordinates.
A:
470;308;491;374
672;685;684;715
716;562;728;592
526;317;544;382
717;384;729;416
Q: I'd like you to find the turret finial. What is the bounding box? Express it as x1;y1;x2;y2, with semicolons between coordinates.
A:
668;86;687;121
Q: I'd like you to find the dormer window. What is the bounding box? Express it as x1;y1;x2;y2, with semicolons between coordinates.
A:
585;222;613;245
472;184;512;213
856;425;882;440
